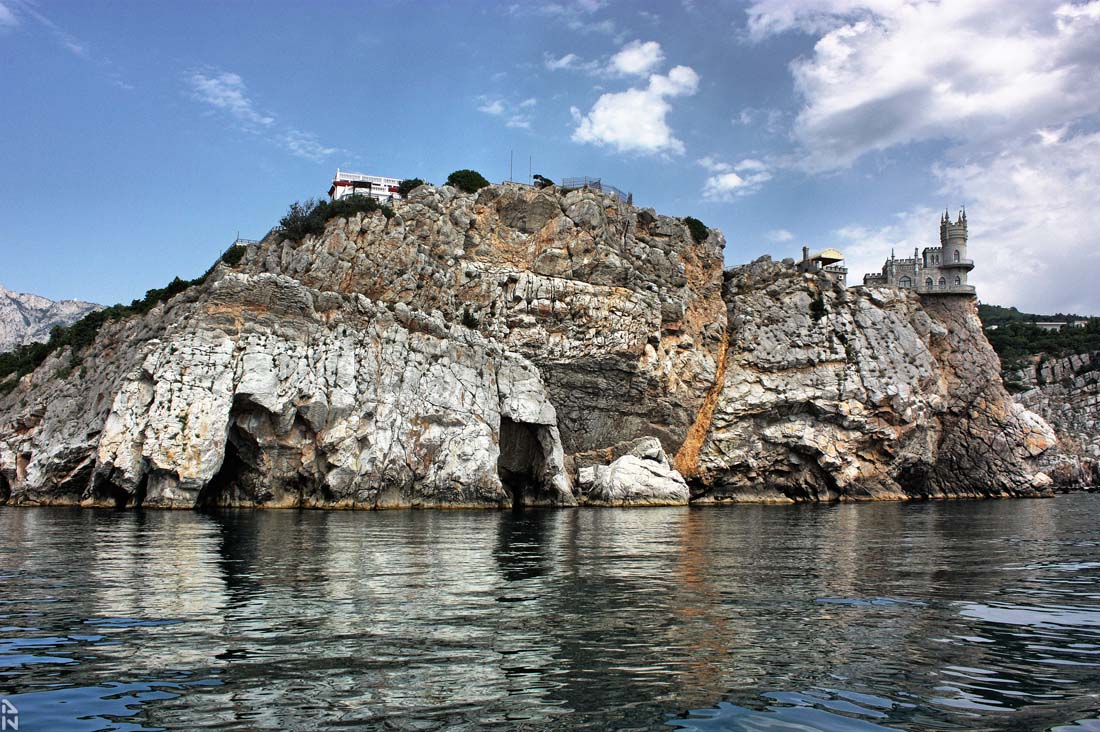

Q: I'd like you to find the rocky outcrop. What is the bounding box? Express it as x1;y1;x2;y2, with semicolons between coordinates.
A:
0;183;1058;508
684;258;1056;503
1010;353;1100;488
575;437;689;506
0;284;100;353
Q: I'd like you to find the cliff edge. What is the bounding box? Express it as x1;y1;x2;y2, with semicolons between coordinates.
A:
0;183;1056;508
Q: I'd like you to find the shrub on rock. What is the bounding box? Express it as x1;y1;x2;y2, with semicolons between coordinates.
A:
446;169;490;193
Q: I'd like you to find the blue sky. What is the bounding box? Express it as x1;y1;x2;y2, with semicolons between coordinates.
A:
2;0;1099;314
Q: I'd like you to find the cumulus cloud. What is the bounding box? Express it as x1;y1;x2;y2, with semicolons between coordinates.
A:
571;65;699;154
747;1;1100;312
746;0;1100;171
767;228;795;243
608;40;665;76
700;157;772;199
187;69;338;161
835;131;1100;313
546;40;669;78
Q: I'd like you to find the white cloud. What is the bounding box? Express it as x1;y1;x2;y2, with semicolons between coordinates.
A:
767;229;795;243
734;106;787;134
608;40;665;76
700;158;773;199
511;0;616;35
745;0;1100;171
544;52;580;71
477;95;536;129
188;71;274;129
546;41;667;77
478;98;506;116
283;130;337;162
698;156;733;173
186;69;338;161
0;2;19;28
571;65;699;154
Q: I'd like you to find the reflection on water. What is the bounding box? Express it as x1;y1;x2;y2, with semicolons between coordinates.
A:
1;496;1100;730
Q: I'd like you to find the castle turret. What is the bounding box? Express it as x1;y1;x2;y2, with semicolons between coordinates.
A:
937;207;973;292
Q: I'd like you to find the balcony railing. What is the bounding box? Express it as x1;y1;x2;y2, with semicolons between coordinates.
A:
917;284;976;295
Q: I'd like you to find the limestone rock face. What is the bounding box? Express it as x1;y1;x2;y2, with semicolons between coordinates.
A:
258;183;728;455
1010;352;1100;488
576;437;689;506
685;259;1057;502
0;184;1057;508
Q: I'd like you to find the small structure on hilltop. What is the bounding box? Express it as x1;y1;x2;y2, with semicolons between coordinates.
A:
329;169;403;203
863;209;975;296
798;246;848;285
560;176;632;205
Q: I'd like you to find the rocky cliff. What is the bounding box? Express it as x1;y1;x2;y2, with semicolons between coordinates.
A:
0;183;1058;508
1010;353;1100;488
0;284;100;353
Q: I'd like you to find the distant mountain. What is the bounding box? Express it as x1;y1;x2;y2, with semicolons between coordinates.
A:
0;284;101;353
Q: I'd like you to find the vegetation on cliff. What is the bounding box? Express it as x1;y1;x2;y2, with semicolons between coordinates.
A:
445;169;490;193
0;244;249;393
682;216;709;244
279;196;394;241
979;303;1100;372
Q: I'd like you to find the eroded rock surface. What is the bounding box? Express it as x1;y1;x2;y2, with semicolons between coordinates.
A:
0;184;1060;508
1010;352;1100;488
686;258;1057;502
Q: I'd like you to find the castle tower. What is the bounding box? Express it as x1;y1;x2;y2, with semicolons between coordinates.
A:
938;207;972;291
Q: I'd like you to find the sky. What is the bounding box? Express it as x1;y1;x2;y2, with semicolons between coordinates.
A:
1;0;1099;314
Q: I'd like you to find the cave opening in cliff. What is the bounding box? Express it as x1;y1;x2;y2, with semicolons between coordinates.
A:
90;470;133;509
199;424;256;507
0;471;10;504
497;416;546;508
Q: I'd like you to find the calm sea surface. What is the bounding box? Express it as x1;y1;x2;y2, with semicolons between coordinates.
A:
1;495;1100;731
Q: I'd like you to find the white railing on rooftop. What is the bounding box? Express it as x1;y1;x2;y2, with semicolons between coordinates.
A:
334;169;402;186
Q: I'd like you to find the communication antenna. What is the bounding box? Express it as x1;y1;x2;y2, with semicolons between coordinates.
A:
509;150;513;182
529;156;532;185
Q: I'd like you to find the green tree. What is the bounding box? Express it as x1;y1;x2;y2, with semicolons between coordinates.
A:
682;216;708;244
446;169;491;193
397;178;426;197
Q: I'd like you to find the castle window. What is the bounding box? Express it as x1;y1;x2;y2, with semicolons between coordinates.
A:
899;276;912;288
953;250;960;262
954;275;961;286
939;277;946;289
926;277;933;290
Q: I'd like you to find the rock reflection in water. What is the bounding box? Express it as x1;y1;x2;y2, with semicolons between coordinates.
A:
0;496;1098;731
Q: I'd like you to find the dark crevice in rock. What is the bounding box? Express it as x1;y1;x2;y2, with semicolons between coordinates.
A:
132;472;148;508
199;423;262;507
497;417;552;508
90;469;133;508
0;471;10;504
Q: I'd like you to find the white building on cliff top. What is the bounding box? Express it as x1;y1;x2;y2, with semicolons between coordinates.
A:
862;209;975;296
328;169;403;203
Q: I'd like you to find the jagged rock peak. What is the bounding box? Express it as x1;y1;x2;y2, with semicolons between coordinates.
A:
0;283;101;353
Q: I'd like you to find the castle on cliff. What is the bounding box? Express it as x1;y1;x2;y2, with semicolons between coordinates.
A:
862;210;975;295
